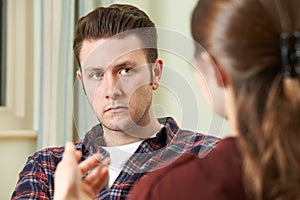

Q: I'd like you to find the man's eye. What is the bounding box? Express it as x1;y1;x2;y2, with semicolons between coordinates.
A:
119;68;133;75
90;72;103;79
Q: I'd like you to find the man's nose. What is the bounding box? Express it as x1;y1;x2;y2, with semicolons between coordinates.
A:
101;74;122;99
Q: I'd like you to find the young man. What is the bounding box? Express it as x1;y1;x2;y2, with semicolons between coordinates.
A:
12;4;219;200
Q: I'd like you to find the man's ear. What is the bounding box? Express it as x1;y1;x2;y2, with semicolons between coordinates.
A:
76;69;87;95
151;58;163;90
77;69;83;83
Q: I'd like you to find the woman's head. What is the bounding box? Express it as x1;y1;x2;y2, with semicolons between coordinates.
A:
191;0;300;199
191;0;300;84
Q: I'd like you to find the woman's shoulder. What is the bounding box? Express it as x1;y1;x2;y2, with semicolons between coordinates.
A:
129;137;245;200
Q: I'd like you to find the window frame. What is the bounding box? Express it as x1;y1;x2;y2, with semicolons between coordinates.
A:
0;0;35;138
0;0;7;106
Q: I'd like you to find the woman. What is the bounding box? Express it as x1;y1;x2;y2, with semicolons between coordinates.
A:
128;0;300;199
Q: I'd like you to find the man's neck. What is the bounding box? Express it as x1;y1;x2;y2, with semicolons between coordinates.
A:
100;118;162;147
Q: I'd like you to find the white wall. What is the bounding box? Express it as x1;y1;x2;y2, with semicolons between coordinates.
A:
0;138;36;200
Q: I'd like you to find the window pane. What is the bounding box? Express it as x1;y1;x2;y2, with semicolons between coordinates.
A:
0;0;6;106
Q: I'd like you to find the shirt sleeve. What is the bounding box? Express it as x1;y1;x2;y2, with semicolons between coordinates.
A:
11;156;51;200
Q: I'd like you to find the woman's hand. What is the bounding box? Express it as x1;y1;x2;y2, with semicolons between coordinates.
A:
54;142;109;200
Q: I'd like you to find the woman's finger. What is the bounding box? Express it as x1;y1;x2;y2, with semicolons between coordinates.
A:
79;153;104;175
83;157;110;191
75;150;82;161
63;142;77;161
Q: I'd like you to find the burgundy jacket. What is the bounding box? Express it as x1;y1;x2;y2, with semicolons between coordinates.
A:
129;137;246;200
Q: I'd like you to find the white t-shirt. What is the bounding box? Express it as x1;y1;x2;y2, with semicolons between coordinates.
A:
102;141;142;188
102;125;164;188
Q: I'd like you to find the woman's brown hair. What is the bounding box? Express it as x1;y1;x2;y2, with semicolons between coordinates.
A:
191;0;300;199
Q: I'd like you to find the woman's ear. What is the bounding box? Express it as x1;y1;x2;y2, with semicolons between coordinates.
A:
213;62;228;89
199;52;228;89
151;58;163;90
194;51;228;118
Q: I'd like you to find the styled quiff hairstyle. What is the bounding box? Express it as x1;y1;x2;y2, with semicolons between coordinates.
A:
73;4;158;66
192;0;300;199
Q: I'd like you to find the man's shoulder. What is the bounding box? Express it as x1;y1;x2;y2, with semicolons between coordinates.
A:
174;124;220;143
159;116;219;137
168;120;220;156
27;141;84;165
158;116;220;147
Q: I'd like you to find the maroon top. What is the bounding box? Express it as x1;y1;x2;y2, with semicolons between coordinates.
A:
128;137;246;200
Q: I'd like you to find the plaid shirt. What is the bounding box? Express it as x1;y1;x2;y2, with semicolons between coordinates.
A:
12;117;219;200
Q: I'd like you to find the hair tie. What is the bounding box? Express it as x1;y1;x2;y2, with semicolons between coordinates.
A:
280;31;300;78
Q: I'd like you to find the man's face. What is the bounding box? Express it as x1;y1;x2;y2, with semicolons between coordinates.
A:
77;34;159;132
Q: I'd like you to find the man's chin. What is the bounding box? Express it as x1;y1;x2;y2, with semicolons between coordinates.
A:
102;120;135;132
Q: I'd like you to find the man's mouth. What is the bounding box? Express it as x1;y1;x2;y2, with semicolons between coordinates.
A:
104;106;128;113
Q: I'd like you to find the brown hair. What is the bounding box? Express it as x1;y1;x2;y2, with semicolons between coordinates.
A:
192;0;300;199
73;4;158;66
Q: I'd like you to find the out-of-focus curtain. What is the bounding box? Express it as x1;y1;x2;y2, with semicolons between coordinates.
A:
35;0;75;149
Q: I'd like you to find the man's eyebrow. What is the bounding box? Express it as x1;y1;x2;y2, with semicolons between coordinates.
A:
84;66;104;73
113;61;138;68
83;61;139;73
